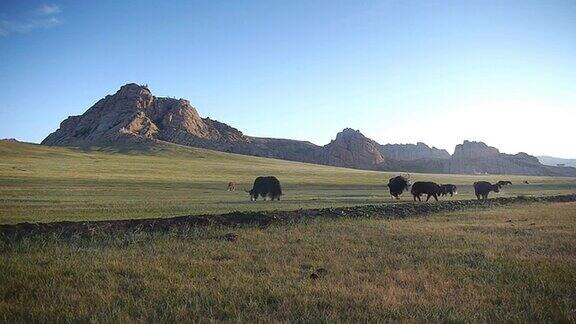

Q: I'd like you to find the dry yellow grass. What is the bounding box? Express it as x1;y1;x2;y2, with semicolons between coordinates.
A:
1;202;575;322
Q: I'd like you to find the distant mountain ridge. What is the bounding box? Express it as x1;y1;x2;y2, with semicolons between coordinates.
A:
381;142;450;161
538;156;576;168
42;83;576;177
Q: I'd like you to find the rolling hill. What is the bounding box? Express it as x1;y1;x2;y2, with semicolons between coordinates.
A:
2;140;575;224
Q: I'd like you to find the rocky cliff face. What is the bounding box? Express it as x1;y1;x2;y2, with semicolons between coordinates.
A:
445;141;576;176
451;140;500;160
42;84;322;162
381;142;450;161
42;84;576;176
42;84;248;147
314;128;385;169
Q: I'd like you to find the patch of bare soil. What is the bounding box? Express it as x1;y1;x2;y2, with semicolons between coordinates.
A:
1;195;575;242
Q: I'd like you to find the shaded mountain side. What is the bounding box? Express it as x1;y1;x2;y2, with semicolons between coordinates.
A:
225;137;320;163
381;142;450;161
379;158;447;174
42;83;576;177
445;141;576;177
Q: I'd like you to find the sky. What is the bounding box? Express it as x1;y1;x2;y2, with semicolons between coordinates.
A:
0;0;575;157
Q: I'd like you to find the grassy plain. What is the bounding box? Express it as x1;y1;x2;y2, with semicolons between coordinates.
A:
1;141;575;224
1;202;575;322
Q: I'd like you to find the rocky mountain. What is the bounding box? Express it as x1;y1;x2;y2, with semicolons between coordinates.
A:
445;141;576;176
314;128;385;169
42;83;576;177
381;142;450;161
42;84;319;161
43;84;246;146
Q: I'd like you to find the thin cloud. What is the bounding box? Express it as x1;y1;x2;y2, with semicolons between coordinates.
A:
0;3;62;37
36;4;62;16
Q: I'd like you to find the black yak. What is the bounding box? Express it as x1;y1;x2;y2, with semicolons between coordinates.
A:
387;175;411;199
247;176;282;201
411;181;442;202
439;184;458;197
473;181;500;200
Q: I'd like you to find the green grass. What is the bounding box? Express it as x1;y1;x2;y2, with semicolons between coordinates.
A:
1;202;575;322
1;141;575;224
2;141;575;321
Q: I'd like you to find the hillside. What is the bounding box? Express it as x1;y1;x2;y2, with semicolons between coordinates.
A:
2;141;575;224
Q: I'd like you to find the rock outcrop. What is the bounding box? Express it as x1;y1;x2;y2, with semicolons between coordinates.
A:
314;128;385;169
381;142;450;161
42;83;576;177
42;84;323;162
445;141;576;176
42;84;247;147
0;138;20;143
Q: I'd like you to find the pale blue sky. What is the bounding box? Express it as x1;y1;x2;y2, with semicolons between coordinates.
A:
1;0;575;157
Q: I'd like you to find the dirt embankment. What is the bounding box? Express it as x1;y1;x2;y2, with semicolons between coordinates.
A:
1;195;575;241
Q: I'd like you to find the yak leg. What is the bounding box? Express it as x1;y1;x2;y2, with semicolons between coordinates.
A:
426;194;431;202
476;194;481;200
433;194;438;202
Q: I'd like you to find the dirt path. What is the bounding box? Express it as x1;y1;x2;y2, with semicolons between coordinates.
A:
1;194;575;241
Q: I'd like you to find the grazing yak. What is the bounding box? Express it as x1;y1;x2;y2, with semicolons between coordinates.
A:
411;181;442;202
387;175;411;199
247;176;282;201
473;181;500;200
496;180;512;188
439;184;458;197
227;181;236;191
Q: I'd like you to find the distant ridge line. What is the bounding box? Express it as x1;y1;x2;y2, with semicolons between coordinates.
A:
41;83;576;177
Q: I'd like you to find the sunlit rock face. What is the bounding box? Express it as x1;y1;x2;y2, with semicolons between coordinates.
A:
444;140;574;176
314;128;386;169
41;83;319;161
42;83;245;146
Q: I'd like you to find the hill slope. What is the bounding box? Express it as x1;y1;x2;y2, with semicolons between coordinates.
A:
2;141;575;224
